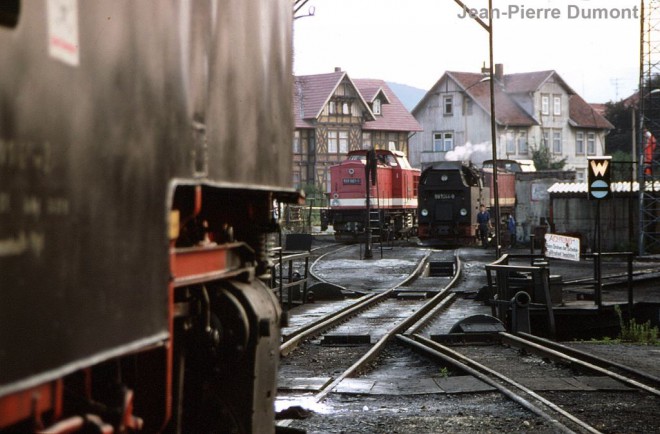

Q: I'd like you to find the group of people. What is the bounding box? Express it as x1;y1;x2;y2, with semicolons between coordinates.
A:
476;204;516;249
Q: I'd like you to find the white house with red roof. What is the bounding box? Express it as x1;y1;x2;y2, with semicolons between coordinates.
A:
293;68;421;191
410;64;613;182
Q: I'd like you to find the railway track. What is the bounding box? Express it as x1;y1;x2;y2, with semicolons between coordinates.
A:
277;246;660;433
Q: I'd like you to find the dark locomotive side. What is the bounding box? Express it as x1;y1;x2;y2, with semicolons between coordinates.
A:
417;162;489;246
0;2;295;433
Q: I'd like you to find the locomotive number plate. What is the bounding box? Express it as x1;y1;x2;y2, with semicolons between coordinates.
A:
343;178;362;185
434;193;455;199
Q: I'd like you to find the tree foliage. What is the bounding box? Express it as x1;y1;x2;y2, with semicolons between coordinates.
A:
531;145;567;170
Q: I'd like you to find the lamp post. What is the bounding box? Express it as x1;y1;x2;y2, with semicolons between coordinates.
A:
454;0;501;257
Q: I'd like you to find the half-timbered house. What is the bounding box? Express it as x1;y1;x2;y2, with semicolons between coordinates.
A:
293;68;421;192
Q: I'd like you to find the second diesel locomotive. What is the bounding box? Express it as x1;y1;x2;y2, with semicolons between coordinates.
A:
417;161;489;245
322;149;420;242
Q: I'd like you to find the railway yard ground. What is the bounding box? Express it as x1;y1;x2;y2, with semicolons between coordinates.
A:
274;237;660;433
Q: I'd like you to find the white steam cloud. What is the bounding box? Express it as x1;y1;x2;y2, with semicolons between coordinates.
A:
444;142;492;166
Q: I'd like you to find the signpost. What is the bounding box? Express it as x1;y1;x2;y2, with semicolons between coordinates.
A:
587;156;612;308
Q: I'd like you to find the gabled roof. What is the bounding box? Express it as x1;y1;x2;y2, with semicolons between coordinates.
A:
414;68;612;130
293;71;421;132
444;71;538;127
569;95;614;129
294;71;371;128
353;78;422;132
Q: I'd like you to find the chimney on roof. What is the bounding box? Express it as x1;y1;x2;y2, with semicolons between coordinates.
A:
334;67;342;72
495;64;504;82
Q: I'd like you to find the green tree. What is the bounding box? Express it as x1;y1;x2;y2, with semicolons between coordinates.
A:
530;144;567;170
604;100;634;155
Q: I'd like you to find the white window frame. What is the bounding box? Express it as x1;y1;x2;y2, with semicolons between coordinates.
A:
373;99;381;115
362;131;372;149
541;95;549;115
443;95;453;116
517;131;528;155
293;130;301;154
433;131;454;152
552;130;562;154
576;132;585;155
553;95;561;115
587;132;596;155
328;130;338;153
328;101;336;115
506;131;515;154
339;131;349;153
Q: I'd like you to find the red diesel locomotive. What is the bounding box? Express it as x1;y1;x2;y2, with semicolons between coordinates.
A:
322;149;420;242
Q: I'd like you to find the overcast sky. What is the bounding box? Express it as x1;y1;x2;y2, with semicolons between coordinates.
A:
293;0;641;103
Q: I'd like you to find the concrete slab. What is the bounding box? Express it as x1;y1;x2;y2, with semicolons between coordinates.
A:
518;377;592;391
433;376;495;393
278;377;333;392
575;376;633;391
333;378;376;394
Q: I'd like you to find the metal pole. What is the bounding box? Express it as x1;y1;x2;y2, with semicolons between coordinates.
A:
489;0;501;258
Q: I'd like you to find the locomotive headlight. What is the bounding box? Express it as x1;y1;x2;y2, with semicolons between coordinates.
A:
460;208;468;216
421;208;429;217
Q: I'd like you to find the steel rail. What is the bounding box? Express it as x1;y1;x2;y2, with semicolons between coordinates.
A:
500;332;660;397
279;250;431;356
517;332;660;388
310;251;457;403
405;250;462;335
402;334;601;434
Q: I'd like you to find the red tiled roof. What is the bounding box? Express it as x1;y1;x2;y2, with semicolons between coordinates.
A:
447;71;537;127
293;71;345;128
417;69;612;130
353;78;422;132
569;95;614;129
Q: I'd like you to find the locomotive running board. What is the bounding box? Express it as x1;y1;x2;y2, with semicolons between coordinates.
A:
170;242;255;287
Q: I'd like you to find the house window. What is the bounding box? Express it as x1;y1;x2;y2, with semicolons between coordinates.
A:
293;130;301;154
541;95;549;115
575;170;585;183
518;131;528;154
553;96;561;115
433;132;453;152
463;98;473;115
506;131;515;154
328;101;336;114
373;99;381;115
443;95;453;115
362;131;372;149
339;131;349;153
328;130;338;153
576;132;585;155
542;130;550;148
552;130;562;153
587;132;596;155
342;102;350;115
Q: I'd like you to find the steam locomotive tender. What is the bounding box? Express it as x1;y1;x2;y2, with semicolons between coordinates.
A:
323;149;420;242
0;2;296;433
417;161;489;246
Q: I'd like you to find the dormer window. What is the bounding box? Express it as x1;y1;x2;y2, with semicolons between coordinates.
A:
373;98;381;115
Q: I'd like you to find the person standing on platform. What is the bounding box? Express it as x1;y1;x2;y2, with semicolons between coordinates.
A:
477;205;491;248
507;213;516;248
